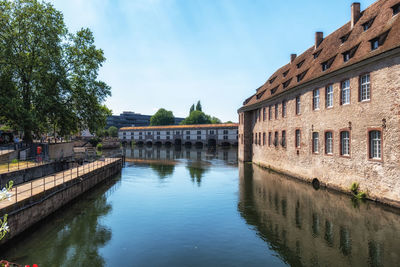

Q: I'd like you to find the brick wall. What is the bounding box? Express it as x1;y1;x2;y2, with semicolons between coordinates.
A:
239;55;400;207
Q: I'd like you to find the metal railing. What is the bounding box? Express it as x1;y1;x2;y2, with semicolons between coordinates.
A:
0;156;51;174
1;157;121;209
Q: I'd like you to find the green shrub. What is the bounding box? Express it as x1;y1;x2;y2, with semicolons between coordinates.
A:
96;143;103;151
350;182;359;194
11;159;18;164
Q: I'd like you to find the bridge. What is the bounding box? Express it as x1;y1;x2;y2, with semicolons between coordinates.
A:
118;123;238;147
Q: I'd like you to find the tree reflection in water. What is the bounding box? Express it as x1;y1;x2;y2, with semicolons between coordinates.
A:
0;176;120;266
238;163;400;267
186;162;209;186
149;163;175;179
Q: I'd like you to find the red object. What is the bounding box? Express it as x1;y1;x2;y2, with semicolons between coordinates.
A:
36;146;42;155
33;265;38;267
24;265;30;267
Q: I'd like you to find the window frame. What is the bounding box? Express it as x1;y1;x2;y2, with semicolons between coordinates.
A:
339;129;351;158
274;131;279;147
275;103;279;119
324;131;334;155
295;95;301;115
263;132;266;146
281;130;286;148
325;84;334;109
268;106;272;120
359;73;371;102
268;132;272;147
282;100;287;118
313;89;320;110
295;129;301;149
368;128;383;162
340;79;351;105
312;132;319;154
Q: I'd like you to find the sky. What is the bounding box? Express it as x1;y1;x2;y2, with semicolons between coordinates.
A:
49;0;376;122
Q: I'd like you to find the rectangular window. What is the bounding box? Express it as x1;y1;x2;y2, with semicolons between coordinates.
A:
268;132;272;146
275;104;279;119
360;74;371;101
254;133;257;145
313;89;320;110
296;96;301;115
325;131;333;155
369;130;382;159
312;132;319;153
340;131;350;156
197;136;201;140
197;131;201;134
295;129;301;148
341;79;350;105
263;132;266;146
281;131;286;148
258;109;261;121
186;131;190;135
223;130;228;134
269;106;272;120
166;131;170;135
274;132;278;147
157;132;160;135
263;108;266;121
258;132;261;145
325;85;333;108
282;100;287;117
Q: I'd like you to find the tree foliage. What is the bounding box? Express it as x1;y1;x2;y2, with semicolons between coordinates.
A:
150;108;175;126
0;0;111;142
107;126;118;138
181;101;221;125
189;104;195;114
196;101;202;112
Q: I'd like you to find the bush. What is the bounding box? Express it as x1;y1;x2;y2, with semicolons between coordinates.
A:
11;159;18;164
96;143;103;151
350;182;366;200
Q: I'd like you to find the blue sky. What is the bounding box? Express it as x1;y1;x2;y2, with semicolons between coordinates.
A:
49;0;376;122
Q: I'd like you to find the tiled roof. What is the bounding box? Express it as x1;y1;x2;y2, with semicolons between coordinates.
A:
242;0;400;109
120;123;239;131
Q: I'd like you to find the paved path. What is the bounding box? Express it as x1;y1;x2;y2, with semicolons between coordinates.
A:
0;158;119;210
0;160;44;175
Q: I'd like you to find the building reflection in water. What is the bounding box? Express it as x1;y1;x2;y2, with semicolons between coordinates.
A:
238;163;400;267
124;146;237;186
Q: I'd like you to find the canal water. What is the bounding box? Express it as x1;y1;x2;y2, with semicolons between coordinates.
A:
1;146;400;266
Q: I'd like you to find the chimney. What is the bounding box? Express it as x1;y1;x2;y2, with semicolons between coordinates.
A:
315;32;324;49
290;54;297;63
351;3;361;29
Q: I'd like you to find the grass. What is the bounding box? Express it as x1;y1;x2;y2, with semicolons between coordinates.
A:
350;182;367;200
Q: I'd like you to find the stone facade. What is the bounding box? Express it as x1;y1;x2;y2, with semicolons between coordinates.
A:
238;1;400;207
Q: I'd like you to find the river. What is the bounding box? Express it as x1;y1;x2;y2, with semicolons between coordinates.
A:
1;146;399;266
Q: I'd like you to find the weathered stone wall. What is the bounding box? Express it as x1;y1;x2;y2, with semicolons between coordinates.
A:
48;142;74;160
0;150;18;164
239;55;400;207
0;159;122;247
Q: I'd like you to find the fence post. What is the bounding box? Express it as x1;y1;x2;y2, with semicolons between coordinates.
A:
8;162;9;172
31;181;33;197
15;186;17;203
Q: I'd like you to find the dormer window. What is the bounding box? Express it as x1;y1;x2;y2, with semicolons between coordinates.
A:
282;78;292;89
283;70;289;77
362;18;375;31
392;3;400;16
296;60;305;69
342;44;360;62
313;49;322;59
321;56;336;71
369;30;390;51
340;32;351;43
256;90;266;99
296;69;308;82
269;76;277;84
270;86;279;95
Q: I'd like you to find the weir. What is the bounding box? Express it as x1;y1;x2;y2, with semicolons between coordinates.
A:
0;157;123;247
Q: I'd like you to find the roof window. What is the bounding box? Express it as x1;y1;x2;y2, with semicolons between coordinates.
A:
369;30;390;51
296;60;305;69
256;90;266;100
296;69;309;82
283;70;289;77
392;3;400;16
362;17;375;31
269;76;277;84
313;49;322;59
282;78;292;89
321;55;336;71
270;86;279;95
342;44;360;62
340;32;351;43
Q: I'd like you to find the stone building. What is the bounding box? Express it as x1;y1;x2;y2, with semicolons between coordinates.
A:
238;0;400;207
119;123;238;147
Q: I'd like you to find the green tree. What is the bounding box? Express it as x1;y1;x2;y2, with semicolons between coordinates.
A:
107;126;118;138
210;116;221;124
196;101;202;111
189;104;195;114
0;0;111;142
225;120;233;123
150;108;175;126
180;110;211;125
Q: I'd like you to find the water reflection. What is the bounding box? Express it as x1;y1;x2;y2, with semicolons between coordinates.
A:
1;175;120;266
186;162;210;186
149;163;175;179
238;163;400;267
123;145;238;163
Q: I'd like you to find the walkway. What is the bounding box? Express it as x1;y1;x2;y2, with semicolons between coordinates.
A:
0;158;120;210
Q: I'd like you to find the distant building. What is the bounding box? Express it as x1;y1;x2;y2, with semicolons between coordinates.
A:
119;123;238;146
106;111;184;129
